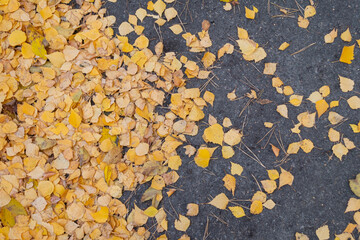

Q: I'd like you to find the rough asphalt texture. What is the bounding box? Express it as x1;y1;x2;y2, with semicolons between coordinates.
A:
105;0;360;239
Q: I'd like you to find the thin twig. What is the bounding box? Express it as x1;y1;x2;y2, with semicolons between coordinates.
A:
290;42;316;56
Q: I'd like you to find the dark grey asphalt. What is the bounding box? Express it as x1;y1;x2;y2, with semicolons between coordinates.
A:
107;0;360;239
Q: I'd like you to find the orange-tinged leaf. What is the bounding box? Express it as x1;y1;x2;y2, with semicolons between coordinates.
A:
315;99;329;117
223;174;236;195
304;5;316;18
339;45;355;64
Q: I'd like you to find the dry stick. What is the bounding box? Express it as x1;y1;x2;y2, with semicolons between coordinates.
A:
209;212;228;226
290;42;316;56
271;14;296;18
202;217;210;240
238;98;253;118
262;127;276;149
244;76;259;91
256;126;275;144
238;143;266;168
275;130;286;154
168;198;179;219
252;174;262;191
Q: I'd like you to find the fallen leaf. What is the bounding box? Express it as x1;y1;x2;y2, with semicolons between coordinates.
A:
345;198;360;212
208;193;229;209
316;225;330;240
328;112;344;125
250;200;263;215
203;124;224;145
347;96;360;109
279;42;290;50
295;232;309;240
339;45;355;64
341;28;352;42
261;180;277;194
298;16;309;28
349;174;360;197
304;5;316;18
223;174;236;195
263;199;276;210
268;169;279;180
339;76;354;92
328;128;340;142
229;206;245;218
324;28;338;43
263;63;277;75
276;104;288;118
230;162;243;176
186;203;199;216
279;168;294;188
316;99;329;117
91;206;109;223
332;143;348;160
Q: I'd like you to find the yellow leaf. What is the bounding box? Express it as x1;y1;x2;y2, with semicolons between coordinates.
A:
169;24;183;35
350;123;360;133
203;123;224;145
38;181;54;197
168;155;182;170
261;180;277;194
330;101;339;108
229;206;245;218
174;215;190;232
164;7;177;21
347;96;360;109
279;42;289;50
118;22;134;36
339;45;355;64
208;193;229;209
298;16;309;29
252;191;267;203
287;142;300;154
230;162;243;176
151;175;165;190
300;139;314;153
69;109;82;128
324;28;338;43
328;128;340;142
203;91;215;106
332;143;348;160
345;198;360;213
339;75;354;92
40;111;54;123
134;35;149;49
289;95;303;107
315;99;329;117
153;0;166;16
91;207;109;223
144;206;158;217
186;203;199;216
276;104;288;118
223;174;236;195
104;165;112;185
194;148;212;168
316;225;330;240
187;105;204;121
100;138;114;152
237;27;249;39
245;6;258;19
304;5;316;18
263;199;276;210
202;52;216;68
47;52;65;68
341;28;352;42
297;112;316;128
222;146;234;159
0;208;15;227
350;174;360;197
250;200;263;215
328;111;344;125
319;85;330;97
279;168;294;188
8;30;26;46
267;169;279;180
31;37;47;59
21;43;35;59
